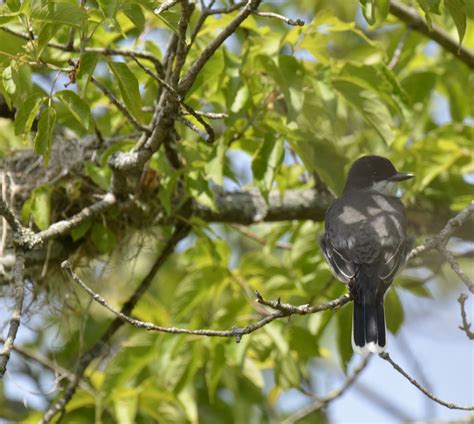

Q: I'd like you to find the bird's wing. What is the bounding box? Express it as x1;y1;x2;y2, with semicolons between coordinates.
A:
320;234;355;284
377;237;411;282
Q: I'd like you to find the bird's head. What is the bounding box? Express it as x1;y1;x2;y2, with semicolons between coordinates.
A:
343;155;414;196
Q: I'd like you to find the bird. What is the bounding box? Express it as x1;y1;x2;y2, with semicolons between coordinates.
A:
320;155;413;354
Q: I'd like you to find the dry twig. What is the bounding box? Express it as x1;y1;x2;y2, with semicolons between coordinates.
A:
379;352;474;411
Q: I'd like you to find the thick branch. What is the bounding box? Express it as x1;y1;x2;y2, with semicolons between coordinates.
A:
389;0;474;69
196;188;332;224
379;352;474;410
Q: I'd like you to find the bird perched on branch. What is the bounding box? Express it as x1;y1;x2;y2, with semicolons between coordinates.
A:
320;155;413;353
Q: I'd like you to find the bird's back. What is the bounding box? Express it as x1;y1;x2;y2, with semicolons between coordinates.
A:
325;190;407;263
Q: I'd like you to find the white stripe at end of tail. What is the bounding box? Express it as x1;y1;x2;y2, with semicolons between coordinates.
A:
352;340;386;354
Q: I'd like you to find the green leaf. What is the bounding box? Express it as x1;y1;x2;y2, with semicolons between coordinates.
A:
205;139;226;186
205;343;225;402
36;23;61;58
401;72;437;105
6;0;20;12
386;289;404;334
123;3;145;32
114;391;138;424
252;137;284;194
360;0;376;25
2;65;16;95
397;276;433;298
31;2;87;27
77;52;99;81
276;353;300;388
98;0;117;18
84;162;111;190
33;105;56;164
158;170;178;215
14;94;45;136
0;10;19;25
55;90;92;130
155;9;180;34
337;302;353;372
108;61;142;122
102;335;156;400
230;85;249;113
91;222;116;253
70;219;92;241
444;0;466;47
31;186;51;230
333;78;394;145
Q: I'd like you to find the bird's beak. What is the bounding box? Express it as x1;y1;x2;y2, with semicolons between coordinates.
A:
389;172;414;182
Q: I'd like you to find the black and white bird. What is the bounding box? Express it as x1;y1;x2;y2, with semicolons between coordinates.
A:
320;155;413;354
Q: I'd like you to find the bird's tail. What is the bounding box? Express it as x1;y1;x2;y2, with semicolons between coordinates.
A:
352;272;386;354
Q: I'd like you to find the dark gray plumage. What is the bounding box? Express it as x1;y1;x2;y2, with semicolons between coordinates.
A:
320;155;413;353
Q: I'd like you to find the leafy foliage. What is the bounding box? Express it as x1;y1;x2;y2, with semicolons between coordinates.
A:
0;0;472;422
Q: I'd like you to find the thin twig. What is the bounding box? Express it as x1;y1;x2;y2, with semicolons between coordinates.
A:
0;337;86;388
282;356;370;424
63;260;350;340
231;224;292;250
253;11;304;26
91;77;150;134
182;110;228;119
389;0;474;69
0;26;164;75
379;352;474;411
457;293;474;340
132;59;216;143
0;199;22;234
439;249;474;293
407;200;474;294
177;115;211;142
0;250;25;378
170;0;193;87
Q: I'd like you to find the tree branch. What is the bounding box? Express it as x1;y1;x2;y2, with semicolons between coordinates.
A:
196;188;333;224
0;199;22;233
0;26;164;75
231;224;293;250
62;259;350;341
0;250;25;378
253;11;304;26
379;352;474;410
389;0;474;69
408;200;474;293
37;193;117;245
91;77;150;134
178;0;263;95
458;293;474;340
